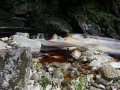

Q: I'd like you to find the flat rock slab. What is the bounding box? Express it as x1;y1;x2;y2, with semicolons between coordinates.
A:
0;47;32;90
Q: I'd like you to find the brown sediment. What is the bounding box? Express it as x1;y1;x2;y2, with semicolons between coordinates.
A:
39;55;67;64
33;49;73;64
63;71;71;80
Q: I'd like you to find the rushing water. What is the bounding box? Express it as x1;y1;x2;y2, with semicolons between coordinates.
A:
40;34;120;58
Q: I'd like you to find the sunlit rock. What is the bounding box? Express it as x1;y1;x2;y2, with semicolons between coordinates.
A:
0;41;11;49
10;33;41;52
89;54;115;68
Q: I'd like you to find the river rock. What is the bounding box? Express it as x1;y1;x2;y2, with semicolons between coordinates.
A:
10;33;41;52
100;65;120;80
0;47;32;90
89;54;115;68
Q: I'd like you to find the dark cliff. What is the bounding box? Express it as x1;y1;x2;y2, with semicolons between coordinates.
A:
0;0;120;39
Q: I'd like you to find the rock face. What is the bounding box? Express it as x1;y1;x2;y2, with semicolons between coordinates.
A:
0;47;32;90
0;0;120;39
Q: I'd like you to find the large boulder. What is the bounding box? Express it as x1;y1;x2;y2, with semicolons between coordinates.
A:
0;47;32;90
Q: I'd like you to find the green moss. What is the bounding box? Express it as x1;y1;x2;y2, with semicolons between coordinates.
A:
15;50;28;85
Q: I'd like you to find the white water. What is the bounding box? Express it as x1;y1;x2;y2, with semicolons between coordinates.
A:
40;34;120;56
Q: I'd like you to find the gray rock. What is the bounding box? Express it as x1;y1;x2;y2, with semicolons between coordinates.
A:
100;65;120;80
115;80;120;89
99;84;106;89
111;85;118;90
90;86;101;90
0;47;32;90
96;78;109;86
0;40;11;50
89;54;114;68
90;82;100;88
10;34;41;52
30;73;39;81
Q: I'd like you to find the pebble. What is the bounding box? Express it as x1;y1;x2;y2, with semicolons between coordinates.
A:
96;74;101;79
90;86;101;90
30;73;39;81
90;82;100;88
87;74;94;82
45;85;52;90
99;84;105;89
71;50;81;60
48;67;54;72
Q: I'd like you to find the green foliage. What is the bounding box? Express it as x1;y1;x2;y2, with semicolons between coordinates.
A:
77;77;84;90
33;61;41;70
39;76;51;87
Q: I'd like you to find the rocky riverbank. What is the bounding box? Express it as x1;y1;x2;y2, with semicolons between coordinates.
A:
0;33;120;90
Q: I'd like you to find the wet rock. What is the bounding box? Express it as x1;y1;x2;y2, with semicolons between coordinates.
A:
0;47;32;90
100;65;120;80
